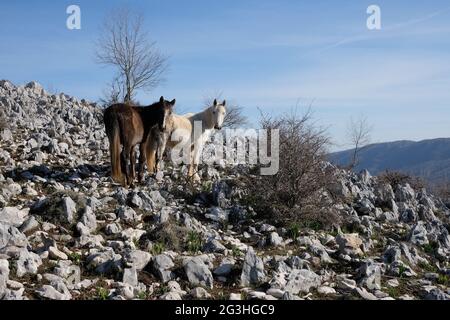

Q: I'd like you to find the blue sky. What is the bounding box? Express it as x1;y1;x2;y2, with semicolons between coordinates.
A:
1;0;449;150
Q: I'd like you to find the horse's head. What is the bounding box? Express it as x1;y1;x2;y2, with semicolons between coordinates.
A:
159;96;175;131
211;99;226;130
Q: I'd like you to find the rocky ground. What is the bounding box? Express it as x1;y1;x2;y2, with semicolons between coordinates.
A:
0;80;450;300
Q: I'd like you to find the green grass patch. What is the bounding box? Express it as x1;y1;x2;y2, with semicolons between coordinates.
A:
96;287;109;300
151;242;165;255
287;222;301;240
187;231;203;253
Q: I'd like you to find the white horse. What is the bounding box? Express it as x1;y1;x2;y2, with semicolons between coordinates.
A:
146;99;226;181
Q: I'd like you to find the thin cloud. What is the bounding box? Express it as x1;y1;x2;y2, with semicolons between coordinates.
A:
385;6;450;31
308;6;450;56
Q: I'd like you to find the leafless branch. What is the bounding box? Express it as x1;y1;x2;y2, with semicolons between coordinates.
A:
346;115;373;169
96;7;168;103
244;107;340;229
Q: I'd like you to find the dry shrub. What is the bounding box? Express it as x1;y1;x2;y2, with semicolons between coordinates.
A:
222;104;248;129
147;222;189;252
243;109;340;230
378;170;426;191
434;182;450;207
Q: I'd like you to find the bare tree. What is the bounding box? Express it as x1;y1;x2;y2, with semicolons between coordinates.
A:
346;115;373;168
98;76;124;107
96;8;168;103
223;104;248;128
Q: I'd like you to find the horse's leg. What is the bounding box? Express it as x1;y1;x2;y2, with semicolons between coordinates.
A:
190;138;202;182
120;149;127;178
155;132;168;172
146;134;157;175
129;145;136;186
122;143;132;187
187;143;199;182
107;122;125;185
154;133;162;172
138;141;147;183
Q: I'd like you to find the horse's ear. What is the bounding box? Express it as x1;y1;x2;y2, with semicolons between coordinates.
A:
213;99;218;107
222;100;226;107
170;99;176;106
160;96;164;103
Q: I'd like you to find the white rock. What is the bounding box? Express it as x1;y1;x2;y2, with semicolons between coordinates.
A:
151;254;174;283
387;279;399;288
79;206;97;232
35;284;71;300
337;276;357;291
16;250;42;277
160;291;182;300
213;257;235;276
0;207;28;227
117;206;141;224
48;246;68;260
355;287;378;300
229;293;242;300
61;197;77;224
240;247;265;286
123;250;151;271
268;232;283;246
184;256;214;289
336;233;364;256
284;269;321;294
266;288;285;298
190;287;211;299
122;268;138;287
248;291;266;299
317;286;336;295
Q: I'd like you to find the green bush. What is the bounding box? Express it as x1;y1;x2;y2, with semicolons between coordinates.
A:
147;222;189;252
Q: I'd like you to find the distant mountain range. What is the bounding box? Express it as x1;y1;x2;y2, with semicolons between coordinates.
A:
328;138;450;183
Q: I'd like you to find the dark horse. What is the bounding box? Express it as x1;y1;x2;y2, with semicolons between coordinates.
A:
103;97;175;186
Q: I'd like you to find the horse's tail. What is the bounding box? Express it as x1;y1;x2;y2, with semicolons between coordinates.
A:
104;107;124;184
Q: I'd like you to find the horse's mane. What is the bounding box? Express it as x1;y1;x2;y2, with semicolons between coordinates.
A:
132;100;165;117
138;100;162;109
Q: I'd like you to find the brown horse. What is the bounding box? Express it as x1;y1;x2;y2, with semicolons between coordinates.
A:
103;97;175;186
